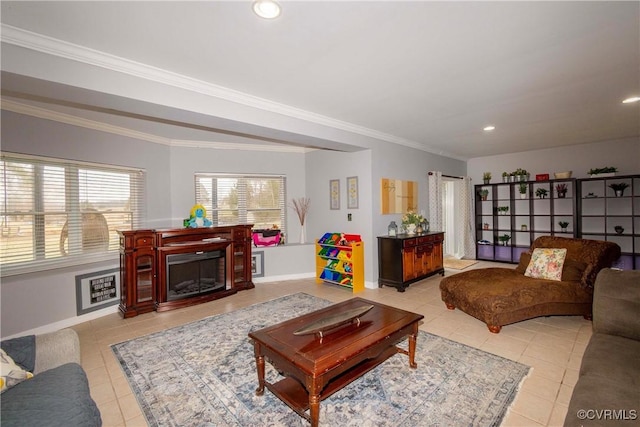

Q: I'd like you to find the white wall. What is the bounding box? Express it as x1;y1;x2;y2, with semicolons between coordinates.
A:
467;137;640;184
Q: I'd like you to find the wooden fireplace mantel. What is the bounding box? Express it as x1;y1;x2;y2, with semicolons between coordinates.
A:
118;225;254;318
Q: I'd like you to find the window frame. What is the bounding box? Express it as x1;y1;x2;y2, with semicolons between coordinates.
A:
1;152;146;277
194;173;287;234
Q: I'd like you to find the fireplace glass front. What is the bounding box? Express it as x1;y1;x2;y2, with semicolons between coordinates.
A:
166;250;227;301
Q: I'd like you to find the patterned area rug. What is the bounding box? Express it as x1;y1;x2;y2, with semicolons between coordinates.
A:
443;257;479;270
111;293;530;426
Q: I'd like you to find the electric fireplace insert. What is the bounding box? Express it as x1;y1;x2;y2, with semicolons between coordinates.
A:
165;250;227;301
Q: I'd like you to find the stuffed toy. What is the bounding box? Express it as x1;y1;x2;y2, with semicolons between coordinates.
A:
188;204;212;228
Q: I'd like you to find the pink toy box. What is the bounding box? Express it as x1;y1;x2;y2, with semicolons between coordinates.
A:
252;229;282;247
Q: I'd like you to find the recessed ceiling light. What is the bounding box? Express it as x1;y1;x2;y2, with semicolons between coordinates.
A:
483;126;496;131
253;0;281;19
622;96;640;104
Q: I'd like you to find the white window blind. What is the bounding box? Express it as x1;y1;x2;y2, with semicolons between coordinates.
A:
195;173;286;232
0;153;146;276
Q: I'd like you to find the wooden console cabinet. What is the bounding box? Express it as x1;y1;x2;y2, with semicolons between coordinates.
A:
377;231;445;292
118;225;254;318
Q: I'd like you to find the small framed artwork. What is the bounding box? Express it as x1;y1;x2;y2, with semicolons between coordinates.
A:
75;268;121;315
347;176;358;209
330;179;340;210
251;250;264;278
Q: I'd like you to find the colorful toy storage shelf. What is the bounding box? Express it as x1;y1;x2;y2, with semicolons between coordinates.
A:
315;232;364;292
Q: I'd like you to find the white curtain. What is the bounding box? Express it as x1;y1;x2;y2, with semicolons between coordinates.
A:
428;171;443;232
454;177;476;259
429;171;475;259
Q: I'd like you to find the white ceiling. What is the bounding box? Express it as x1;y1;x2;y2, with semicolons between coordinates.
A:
1;1;639;159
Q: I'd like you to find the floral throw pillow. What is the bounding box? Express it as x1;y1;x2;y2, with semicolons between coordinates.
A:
1;348;33;393
524;248;567;281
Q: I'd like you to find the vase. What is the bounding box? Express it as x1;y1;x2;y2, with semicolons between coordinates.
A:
405;224;416;235
299;226;305;244
416;224;423;234
615;190;624;197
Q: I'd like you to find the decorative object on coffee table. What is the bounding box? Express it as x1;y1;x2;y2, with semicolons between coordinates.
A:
293;304;374;338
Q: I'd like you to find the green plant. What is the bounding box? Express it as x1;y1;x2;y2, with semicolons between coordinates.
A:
588;166;617;175
609;182;629;191
502;171;509;177
478;189;489;198
535;188;548;198
518;182;527;194
558;221;569;228
498;234;511;243
513;168;528;176
497;206;509;214
483;172;492;180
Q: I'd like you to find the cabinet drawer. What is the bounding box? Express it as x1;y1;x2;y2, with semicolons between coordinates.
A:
416;244;433;254
403;238;417;248
134;234;155;247
417;236;435;244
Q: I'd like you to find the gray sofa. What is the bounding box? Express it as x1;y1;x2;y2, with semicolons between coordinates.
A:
564;268;640;426
1;328;102;427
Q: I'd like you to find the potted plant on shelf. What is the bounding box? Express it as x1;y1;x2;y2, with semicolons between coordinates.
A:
535;188;548;199
513;168;529;182
588;166;617;178
555;183;568;198
478;189;489;201
498;234;511;246
608;182;629;197
558;221;569;232
483;172;492;184
518;182;527;198
502;172;509;183
614;225;624;235
497;206;509;215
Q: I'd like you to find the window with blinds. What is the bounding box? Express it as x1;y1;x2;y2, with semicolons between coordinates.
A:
0;153;146;275
195;174;286;232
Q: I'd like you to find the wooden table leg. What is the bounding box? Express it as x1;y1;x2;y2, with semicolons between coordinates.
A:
408;323;418;369
253;342;265;396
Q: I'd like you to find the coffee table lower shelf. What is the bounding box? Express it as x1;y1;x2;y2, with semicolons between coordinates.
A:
265;345;399;421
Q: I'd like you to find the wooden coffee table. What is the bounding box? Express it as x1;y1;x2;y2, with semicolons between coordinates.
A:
248;297;424;426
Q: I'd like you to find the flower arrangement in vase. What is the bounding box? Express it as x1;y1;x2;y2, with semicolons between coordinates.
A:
402;210;427;234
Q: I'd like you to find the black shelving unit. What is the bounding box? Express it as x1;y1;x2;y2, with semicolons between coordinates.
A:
475;178;577;264
577;174;639;270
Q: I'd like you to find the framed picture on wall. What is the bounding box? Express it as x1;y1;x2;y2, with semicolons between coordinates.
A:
251;251;264;278
330;179;340;210
75;268;120;315
347;176;358;209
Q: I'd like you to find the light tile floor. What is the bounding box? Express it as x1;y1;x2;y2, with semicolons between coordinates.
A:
73;261;588;426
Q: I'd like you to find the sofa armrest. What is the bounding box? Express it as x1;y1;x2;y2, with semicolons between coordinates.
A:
592;268;640;341
34;329;81;375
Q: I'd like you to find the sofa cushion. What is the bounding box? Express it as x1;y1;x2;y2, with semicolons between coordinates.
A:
1;335;36;373
1;349;33;392
0;362;102;427
516;252;587;281
578;333;640;383
524;248;567;281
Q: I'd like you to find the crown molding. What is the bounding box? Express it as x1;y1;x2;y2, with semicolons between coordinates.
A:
1;98;172;145
1;24;463;159
1;99;311;152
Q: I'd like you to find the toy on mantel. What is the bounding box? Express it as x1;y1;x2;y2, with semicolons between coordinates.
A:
188;204;212;228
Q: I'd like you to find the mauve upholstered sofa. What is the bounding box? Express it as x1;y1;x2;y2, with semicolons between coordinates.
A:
439;236;621;333
564;268;640;426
